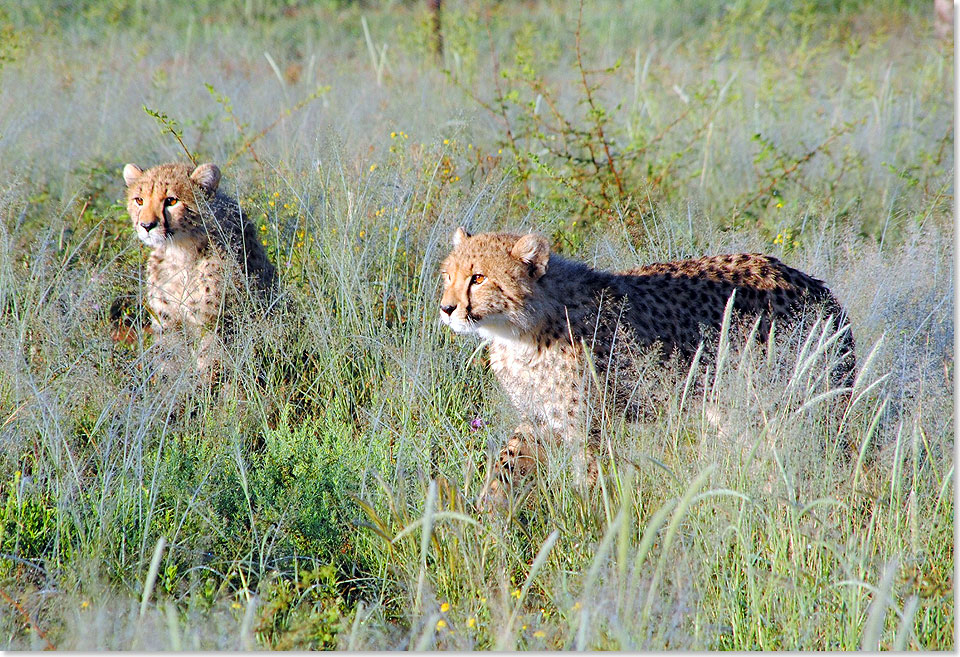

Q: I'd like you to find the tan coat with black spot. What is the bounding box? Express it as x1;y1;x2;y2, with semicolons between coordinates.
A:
122;162;276;379
439;228;856;507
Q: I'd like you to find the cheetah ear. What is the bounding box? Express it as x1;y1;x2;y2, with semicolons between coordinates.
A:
190;163;221;194
122;164;143;187
511;233;550;278
452;226;471;247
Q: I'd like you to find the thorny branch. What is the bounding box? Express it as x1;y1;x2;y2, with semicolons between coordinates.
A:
0;587;55;650
575;0;624;198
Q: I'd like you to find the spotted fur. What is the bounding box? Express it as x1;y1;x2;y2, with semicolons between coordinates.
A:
122;162;276;378
439;228;857;505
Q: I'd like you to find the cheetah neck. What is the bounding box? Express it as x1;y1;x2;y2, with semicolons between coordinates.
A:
480;257;623;375
477;316;537;350
155;237;204;269
524;256;608;332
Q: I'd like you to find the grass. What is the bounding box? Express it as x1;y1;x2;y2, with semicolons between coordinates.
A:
0;0;953;650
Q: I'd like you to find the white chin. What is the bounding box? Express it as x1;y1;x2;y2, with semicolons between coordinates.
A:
138;232;165;248
442;313;518;342
474;316;521;343
442;316;476;335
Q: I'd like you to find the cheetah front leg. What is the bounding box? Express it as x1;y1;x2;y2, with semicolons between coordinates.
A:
152;325;189;382
196;331;224;385
478;425;600;512
540;383;597;487
564;429;598;489
478;422;547;511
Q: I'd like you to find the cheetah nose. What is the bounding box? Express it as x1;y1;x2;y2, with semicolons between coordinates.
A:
140;220;159;232
440;303;457;316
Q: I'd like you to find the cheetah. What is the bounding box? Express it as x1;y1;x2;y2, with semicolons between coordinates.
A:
438;228;856;506
122;162;277;380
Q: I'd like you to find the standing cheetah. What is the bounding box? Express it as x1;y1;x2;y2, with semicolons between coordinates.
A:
122;162;276;380
439;228;856;505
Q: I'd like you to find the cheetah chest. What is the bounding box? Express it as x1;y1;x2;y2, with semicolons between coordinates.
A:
488;338;582;431
147;247;231;330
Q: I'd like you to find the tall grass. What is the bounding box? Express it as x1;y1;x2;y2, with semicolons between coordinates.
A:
0;0;952;649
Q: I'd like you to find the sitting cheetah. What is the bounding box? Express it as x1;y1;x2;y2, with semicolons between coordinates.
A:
122;162;276;380
439;228;856;505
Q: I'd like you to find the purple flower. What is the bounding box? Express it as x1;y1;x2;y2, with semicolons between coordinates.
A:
469;416;485;432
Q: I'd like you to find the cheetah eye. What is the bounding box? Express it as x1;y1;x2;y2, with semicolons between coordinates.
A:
471;273;486;285
134;197;143;206
165;197;179;207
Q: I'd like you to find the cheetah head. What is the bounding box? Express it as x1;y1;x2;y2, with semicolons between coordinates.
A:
122;162;221;249
439;227;550;341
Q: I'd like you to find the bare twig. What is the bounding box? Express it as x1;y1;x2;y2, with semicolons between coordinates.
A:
225;87;330;168
0;588;55;650
575;0;624;197
206;83;263;168
734;118;865;219
527;153;618;222
143;106;197;165
483;15;526;189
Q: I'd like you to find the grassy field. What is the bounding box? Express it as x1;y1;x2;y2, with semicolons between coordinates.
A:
0;0;953;649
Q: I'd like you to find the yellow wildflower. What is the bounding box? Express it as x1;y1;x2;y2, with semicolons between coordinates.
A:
467;617;476;628
511;589;521;599
534;630;546;639
436;619;447;630
369;164;377;172
440;602;450;613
